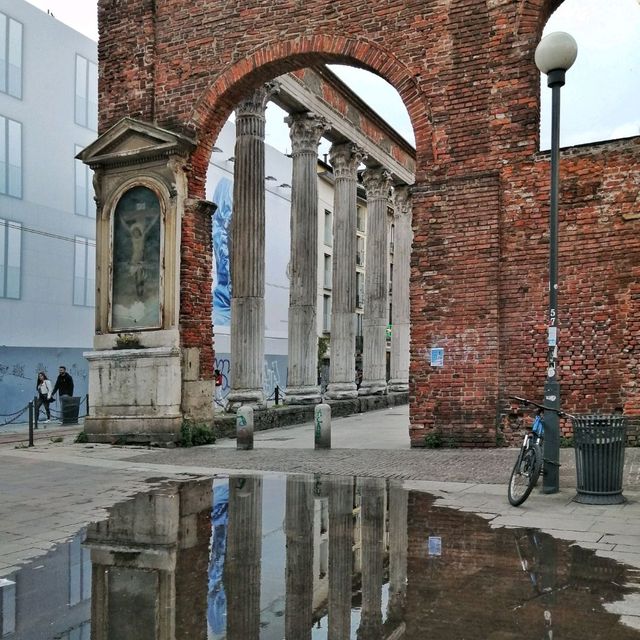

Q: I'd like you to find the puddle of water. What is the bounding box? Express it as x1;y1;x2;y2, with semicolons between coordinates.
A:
3;474;640;639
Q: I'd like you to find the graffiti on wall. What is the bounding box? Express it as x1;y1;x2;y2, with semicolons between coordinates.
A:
213;354;288;399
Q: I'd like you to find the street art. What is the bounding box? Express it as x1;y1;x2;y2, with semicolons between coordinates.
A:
212;177;233;327
213;355;288;399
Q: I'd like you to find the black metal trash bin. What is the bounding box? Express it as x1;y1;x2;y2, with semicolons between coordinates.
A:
572;415;626;505
60;396;81;425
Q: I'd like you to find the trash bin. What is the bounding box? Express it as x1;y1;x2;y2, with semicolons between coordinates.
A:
60;396;81;425
572;415;626;505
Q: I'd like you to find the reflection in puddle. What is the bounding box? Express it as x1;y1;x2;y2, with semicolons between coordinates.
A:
3;475;640;639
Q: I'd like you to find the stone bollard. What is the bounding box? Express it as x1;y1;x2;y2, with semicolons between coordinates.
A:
315;403;331;449
237;406;254;450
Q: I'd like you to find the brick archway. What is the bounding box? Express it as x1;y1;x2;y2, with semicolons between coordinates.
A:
187;34;432;198
89;0;640;446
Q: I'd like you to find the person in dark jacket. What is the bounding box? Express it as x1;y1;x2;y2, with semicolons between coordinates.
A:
52;365;74;398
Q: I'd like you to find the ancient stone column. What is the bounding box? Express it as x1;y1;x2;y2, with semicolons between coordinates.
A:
389;186;412;393
325;143;366;400
225;477;263;640
327;475;354;639
386;481;408;624
285;475;315;639
227;84;278;411
359;167;392;396
285;113;329;405
356;477;386;640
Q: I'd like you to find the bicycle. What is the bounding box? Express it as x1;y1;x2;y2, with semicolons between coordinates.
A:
507;396;572;507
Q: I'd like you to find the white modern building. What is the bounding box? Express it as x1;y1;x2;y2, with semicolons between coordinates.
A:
0;0;97;416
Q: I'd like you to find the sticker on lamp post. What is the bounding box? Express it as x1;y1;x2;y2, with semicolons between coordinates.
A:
548;326;557;346
430;348;444;367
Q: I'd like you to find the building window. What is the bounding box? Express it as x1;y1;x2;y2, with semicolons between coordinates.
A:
74;144;95;217
356;235;365;267
323;254;332;290
324;209;332;246
322;294;331;333
0;218;21;299
356;206;366;233
73;236;95;307
356;271;364;309
0;12;22;99
75;54;98;130
0;115;22;198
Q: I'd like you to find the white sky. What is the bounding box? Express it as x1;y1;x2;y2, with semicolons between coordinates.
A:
25;0;640;153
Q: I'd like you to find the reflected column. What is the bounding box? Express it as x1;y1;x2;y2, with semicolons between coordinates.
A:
285;113;329;405
389;186;412;393
285;475;315;639
359;167;392;396
357;478;386;640
227;83;278;411
225;477;263;640
326;143;366;400
387;481;408;623
327;475;354;639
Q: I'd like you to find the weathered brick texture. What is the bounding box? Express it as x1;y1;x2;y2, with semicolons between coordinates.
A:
98;0;640;446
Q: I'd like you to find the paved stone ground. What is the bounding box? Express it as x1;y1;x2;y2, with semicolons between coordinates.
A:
1;405;639;587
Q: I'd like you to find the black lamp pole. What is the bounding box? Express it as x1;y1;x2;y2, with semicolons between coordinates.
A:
535;32;578;495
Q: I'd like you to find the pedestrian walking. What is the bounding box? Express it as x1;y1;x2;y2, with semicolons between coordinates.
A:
36;371;53;423
51;365;74;399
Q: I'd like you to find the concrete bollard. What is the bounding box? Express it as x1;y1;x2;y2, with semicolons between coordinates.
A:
236;406;254;450
314;403;331;449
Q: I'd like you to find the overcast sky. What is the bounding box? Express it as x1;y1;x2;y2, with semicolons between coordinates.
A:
25;0;640;153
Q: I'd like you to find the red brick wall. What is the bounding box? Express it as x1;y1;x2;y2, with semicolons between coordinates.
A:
98;0;640;445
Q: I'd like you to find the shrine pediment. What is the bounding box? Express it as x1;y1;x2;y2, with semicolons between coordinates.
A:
76;117;196;168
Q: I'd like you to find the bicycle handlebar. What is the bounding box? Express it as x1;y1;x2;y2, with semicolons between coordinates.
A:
510;396;574;419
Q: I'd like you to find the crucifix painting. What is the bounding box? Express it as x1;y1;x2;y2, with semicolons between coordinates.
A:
111;186;162;330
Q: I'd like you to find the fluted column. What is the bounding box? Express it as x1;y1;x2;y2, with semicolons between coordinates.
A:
227;84;278;411
325;143;366;400
386;481;408;624
359;167;392;396
327;476;354;639
357;478;386;640
285;113;329;405
285;475;315;639
225;477;263;640
389;186;412;393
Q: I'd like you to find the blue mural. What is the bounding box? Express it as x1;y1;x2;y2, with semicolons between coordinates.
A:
0;347;89;419
212;177;233;326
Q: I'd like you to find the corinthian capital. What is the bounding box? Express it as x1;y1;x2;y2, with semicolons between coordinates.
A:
392;184;412;219
362;166;392;201
236;81;281;119
285;112;330;155
329;143;367;180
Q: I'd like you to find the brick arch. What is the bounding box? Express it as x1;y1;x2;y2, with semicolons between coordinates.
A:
188;34;431;196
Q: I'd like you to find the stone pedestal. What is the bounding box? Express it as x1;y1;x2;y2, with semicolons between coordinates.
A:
359;167;392;397
84;343;182;443
227;85;278;411
285;113;329;405
325;143;366;401
389;186;412;393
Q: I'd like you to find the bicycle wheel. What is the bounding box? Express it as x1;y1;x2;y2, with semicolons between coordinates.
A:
508;444;542;507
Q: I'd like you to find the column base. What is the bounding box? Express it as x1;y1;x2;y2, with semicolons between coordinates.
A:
358;380;388;396
284;385;322;405
388;379;409;393
226;389;266;412
325;382;359;400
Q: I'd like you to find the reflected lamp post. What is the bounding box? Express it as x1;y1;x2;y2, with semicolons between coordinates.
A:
534;32;578;494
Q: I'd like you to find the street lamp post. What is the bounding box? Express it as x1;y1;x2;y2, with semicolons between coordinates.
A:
534;32;578;494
